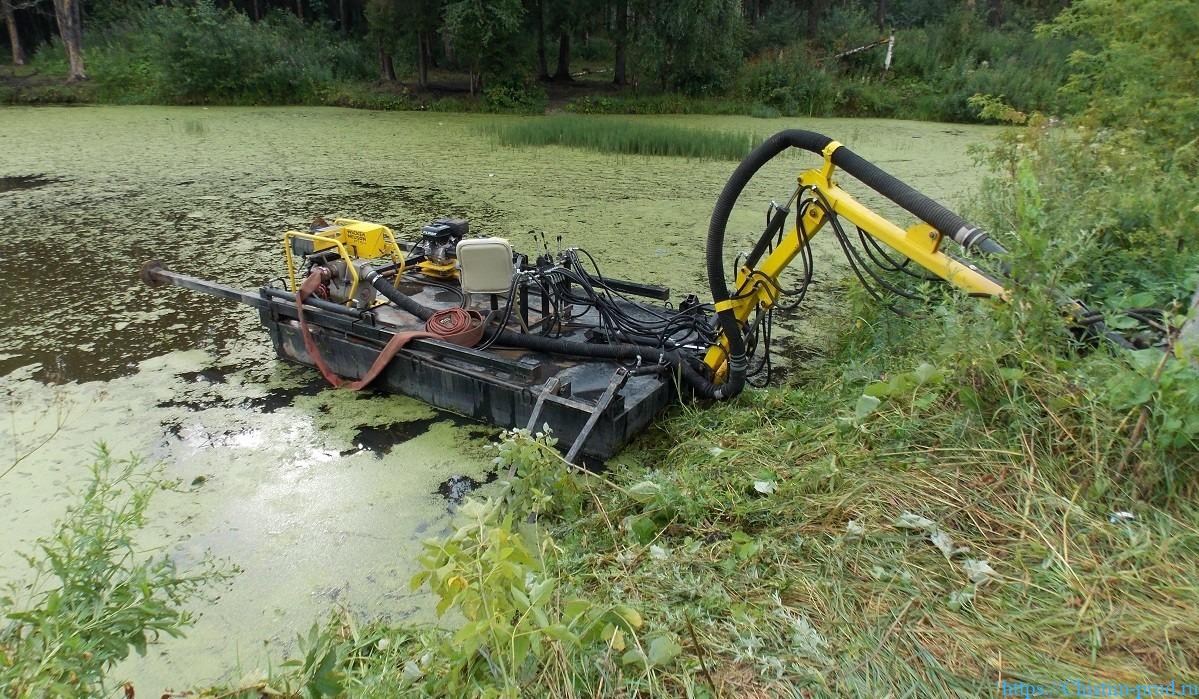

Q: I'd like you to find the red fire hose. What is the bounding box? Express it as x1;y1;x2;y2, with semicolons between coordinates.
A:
295;270;484;391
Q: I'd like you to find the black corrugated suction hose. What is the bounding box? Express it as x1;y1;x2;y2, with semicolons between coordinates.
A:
704;129;1007;400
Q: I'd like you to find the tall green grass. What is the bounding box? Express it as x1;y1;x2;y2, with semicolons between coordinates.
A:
489;115;761;161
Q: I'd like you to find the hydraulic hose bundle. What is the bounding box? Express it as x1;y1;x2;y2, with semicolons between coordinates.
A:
364;266;726;389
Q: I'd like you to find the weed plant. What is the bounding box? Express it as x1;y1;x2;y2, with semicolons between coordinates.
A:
0;450;228;696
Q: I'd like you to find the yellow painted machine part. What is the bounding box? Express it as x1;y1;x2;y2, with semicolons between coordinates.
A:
332;219;403;261
283;220;403;306
417;259;459;279
703;150;1008;379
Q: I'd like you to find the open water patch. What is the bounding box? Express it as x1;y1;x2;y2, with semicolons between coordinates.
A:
436;471;499;506
349;411;497;457
0;174;62;193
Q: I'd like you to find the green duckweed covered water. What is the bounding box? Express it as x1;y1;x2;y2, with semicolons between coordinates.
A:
0;106;998;693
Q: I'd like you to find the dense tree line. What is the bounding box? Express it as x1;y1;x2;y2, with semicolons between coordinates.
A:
5;0;1075;89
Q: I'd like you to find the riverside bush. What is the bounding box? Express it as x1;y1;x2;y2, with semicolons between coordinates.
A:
30;1;373;105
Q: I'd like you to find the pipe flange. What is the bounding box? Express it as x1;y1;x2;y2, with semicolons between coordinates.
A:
139;260;168;288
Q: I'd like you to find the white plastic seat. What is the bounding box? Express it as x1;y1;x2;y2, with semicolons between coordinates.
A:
456;237;514;295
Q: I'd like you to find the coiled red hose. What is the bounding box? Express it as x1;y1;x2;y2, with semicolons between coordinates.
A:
295;270;484;390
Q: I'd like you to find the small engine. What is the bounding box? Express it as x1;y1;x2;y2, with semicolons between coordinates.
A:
416;217;469;277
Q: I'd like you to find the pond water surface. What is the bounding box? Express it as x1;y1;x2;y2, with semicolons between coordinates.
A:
0;106;998;693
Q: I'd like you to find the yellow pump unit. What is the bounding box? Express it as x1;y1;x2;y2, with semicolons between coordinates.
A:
283;218;402;307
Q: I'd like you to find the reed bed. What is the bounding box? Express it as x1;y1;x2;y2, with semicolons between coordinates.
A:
488;115;762;161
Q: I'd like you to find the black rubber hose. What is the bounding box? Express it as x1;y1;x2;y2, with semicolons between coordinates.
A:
744;203;793;271
706;131;835;400
828;147;1004;253
365;269;434;321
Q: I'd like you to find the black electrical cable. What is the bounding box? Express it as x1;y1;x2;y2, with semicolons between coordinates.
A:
772;201;816;312
555;248;717;351
854;226;944;282
811;189;931;301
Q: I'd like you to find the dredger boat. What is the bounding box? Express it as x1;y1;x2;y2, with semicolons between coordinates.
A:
142;130;1128;461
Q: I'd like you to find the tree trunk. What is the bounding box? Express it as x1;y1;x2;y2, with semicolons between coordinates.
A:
252;0;260;20
295;0;304;20
986;0;1003;27
378;42;395;81
417;31;429;88
52;0;85;80
613;0;626;85
875;0;887;30
534;0;549;79
339;0;348;33
806;0;822;38
2;0;24;66
553;31;571;81
425;30;436;67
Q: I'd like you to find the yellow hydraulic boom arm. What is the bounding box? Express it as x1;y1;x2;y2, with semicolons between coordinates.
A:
697;132;1011;393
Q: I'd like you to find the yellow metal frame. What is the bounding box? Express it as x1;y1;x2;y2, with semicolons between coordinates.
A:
283;231;360;301
704;143;1007;378
282;221;404;306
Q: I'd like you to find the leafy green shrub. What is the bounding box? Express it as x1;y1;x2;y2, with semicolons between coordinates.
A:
0;450;225;695
1045;0;1199;146
965;120;1199;497
967;93;1027;124
482;82;547;114
409;464;660;691
977;122;1199;308
0;78;95;104
153;3;370;104
881;13;1078;121
29;2;373;105
631;0;745;96
319;82;415;110
737;52;839;116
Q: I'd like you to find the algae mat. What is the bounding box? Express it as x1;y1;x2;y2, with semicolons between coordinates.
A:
0;106;998;693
